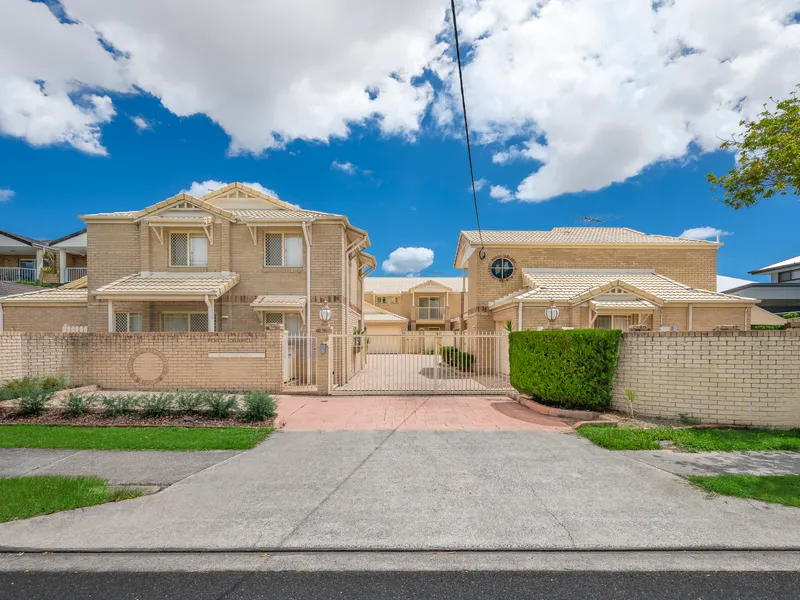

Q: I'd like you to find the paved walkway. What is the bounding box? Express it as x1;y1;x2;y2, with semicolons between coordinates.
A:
622;450;800;476
0;448;240;485
1;429;799;552
277;395;570;431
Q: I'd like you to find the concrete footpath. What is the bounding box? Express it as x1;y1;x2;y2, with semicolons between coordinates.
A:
621;450;800;477
0;448;241;485
1;429;799;552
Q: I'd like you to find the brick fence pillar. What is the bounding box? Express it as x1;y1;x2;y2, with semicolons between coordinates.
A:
316;329;331;395
265;324;284;393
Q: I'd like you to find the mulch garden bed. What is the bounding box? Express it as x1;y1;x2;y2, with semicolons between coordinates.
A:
0;409;274;428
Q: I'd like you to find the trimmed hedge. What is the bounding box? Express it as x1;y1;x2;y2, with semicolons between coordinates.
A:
780;312;800;319
509;330;622;410
440;346;475;372
751;325;786;330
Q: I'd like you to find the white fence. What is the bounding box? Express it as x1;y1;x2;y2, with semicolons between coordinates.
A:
62;325;88;333
282;333;317;391
65;267;87;282
329;332;512;395
0;267;36;282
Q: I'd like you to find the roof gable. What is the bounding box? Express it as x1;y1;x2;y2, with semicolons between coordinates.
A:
134;193;236;222
201;183;300;212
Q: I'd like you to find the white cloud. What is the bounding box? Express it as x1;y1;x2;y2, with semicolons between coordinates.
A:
331;161;359;175
181;180;280;199
131;116;151;131
473;178;488;192
43;0;448;155
0;189;15;202
0;0;125;154
438;0;800;202
381;247;434;275
489;185;514;202
680;226;732;240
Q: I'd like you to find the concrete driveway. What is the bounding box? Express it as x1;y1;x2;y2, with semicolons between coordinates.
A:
1;424;799;551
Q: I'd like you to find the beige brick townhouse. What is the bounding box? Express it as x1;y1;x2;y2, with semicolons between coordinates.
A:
452;228;759;332
1;183;375;334
363;277;465;332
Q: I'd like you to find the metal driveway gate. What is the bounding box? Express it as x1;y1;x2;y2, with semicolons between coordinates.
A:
282;333;317;392
329;332;513;395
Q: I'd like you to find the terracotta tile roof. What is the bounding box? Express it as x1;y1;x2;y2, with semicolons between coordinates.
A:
365;277;465;294
231;209;343;221
363;302;408;322
0;287;88;304
461;228;719;246
250;295;307;309
590;299;656;310
0;281;50;298
489;269;756;308
94;273;239;298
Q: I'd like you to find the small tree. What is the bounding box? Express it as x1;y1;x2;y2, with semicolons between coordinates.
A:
624;388;638;419
707;86;800;209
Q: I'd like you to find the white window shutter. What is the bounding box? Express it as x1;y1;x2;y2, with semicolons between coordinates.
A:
190;235;208;267
284;234;303;267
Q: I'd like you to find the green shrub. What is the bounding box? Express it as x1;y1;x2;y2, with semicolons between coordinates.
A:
1;374;66;401
509;330;622;411
203;392;238;419
174;391;205;414
64;392;95;416
751;325;786;330
141;393;174;417
781;312;800;319
440;346;475;372
17;391;54;416
102;394;142;417
241;391;277;422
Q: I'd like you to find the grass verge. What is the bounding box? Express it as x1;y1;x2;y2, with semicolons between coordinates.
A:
0;476;142;523
576;425;800;452
0;425;273;451
689;475;800;508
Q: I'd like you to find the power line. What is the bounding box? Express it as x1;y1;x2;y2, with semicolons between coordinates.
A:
449;0;486;260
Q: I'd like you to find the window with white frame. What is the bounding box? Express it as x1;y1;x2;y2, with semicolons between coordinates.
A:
170;232;208;267
264;312;302;334
594;315;630;331
264;233;302;267
161;312;209;332
114;312;143;333
778;269;800;283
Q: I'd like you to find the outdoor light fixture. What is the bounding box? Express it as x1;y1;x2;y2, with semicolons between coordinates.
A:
544;302;560;329
319;301;332;326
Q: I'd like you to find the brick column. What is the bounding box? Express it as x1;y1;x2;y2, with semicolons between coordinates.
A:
139;224;150;273
220;221;231;273
316;328;331;395
264;324;284;393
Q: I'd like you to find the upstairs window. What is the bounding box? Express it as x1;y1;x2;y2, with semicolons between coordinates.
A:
265;233;303;267
778;269;800;283
170;232;208;267
490;257;514;280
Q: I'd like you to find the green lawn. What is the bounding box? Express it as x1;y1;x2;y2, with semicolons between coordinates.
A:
0;476;142;523
689;475;800;508
0;425;273;451
576;425;800;452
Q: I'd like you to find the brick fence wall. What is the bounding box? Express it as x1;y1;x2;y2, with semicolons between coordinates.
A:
0;330;284;392
613;330;800;428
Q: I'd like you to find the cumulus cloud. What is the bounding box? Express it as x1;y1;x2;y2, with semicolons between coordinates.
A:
489;185;514;202
331;161;359;175
438;0;800;202
181;180;280;199
472;178;488;192
382;247;434;275
680;227;732;241
0;0;125;154
131;116;151;131
0;189;15;202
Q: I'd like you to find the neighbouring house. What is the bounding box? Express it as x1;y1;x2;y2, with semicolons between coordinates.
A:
721;255;800;316
78;183;374;334
0;277;88;332
0;229;87;284
452;228;759;332
363;277;465;331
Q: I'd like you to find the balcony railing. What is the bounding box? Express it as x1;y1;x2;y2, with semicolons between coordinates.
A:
65;267;87;282
0;267;37;282
415;306;445;321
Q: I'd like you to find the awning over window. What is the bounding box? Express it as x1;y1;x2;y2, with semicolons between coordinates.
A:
94;272;239;301
250;295;307;312
589;299;656;312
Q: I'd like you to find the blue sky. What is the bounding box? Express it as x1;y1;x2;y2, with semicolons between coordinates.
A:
1;92;794;281
1;0;798;284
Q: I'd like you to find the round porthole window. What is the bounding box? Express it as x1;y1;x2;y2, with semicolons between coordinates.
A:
490;257;514;280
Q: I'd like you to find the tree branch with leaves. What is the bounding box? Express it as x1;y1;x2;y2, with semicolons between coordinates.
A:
707;86;800;209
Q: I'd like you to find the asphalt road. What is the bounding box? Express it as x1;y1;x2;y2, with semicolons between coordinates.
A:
2;571;800;600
